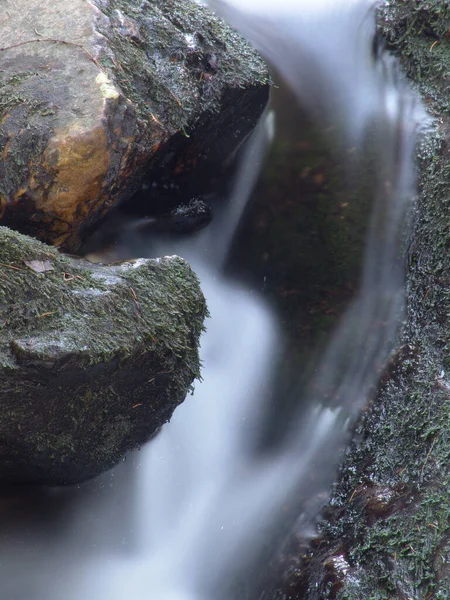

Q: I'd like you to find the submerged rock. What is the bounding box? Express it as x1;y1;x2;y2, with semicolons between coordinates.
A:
0;0;269;253
228;88;371;442
0;226;207;485
83;196;213;261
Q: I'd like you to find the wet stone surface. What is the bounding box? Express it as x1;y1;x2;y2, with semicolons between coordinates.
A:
0;0;269;252
0;226;207;485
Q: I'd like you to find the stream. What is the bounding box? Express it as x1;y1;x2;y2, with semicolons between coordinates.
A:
0;1;427;599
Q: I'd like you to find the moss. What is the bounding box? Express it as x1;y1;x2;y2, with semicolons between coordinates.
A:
378;0;450;114
0;71;41;112
0;66;56;202
0;226;207;484
321;147;450;595
287;2;450;598
0;226;204;367
93;0;270;129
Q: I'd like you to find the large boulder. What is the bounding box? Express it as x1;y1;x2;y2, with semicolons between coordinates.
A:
0;226;207;485
0;0;269;252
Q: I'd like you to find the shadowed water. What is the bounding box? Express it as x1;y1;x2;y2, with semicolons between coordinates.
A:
0;1;427;599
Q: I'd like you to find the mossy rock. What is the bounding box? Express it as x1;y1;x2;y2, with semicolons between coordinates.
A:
0;0;269;252
277;2;450;599
0;226;207;485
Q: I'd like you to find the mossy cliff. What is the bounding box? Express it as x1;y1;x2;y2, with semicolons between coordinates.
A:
0;226;207;485
278;2;450;599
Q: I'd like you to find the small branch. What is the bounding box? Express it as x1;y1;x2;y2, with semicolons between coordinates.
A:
129;286;141;314
0;38;105;74
168;87;183;108
0;262;22;271
420;435;438;484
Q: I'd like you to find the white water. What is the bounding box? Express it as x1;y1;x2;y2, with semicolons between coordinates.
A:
0;1;426;599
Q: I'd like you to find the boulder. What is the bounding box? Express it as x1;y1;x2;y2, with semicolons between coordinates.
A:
0;226;207;485
0;0;270;253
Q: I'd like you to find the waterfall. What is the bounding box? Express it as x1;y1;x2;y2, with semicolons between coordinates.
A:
0;2;427;599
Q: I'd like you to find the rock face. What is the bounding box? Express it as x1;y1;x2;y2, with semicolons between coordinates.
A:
278;3;450;599
0;226;207;485
0;0;269;253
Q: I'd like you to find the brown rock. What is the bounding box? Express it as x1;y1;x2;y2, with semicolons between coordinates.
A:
0;0;269;252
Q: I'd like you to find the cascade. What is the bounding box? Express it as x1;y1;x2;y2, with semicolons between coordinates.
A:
0;2;426;598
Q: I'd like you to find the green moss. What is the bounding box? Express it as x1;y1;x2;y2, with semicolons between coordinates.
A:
0;226;205;370
93;0;270;128
378;0;450;114
0;66;56;202
0;226;207;484
288;3;450;597
0;72;35;112
324;137;450;595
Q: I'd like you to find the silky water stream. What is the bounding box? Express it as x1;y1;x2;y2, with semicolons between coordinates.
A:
0;1;427;599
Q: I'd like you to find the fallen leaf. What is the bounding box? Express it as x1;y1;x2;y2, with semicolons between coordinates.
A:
24;260;54;273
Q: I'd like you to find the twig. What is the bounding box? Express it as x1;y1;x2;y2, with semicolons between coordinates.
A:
0;38;105;74
168;87;183;108
420;435;437;484
130;286;141;313
0;262;22;270
150;112;163;127
63;272;84;281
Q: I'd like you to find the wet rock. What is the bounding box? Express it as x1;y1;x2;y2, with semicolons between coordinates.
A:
0;0;269;253
82;196;213;260
0;226;207;485
227;87;371;445
284;2;450;599
151;198;213;235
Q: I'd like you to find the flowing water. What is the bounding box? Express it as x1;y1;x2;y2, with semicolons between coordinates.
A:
0;1;427;599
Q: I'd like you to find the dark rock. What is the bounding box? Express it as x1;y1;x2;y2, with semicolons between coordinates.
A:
119;197;213;242
82;196;213;258
227;87;371;446
0;0;269;253
156;198;213;235
0;226;207;485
